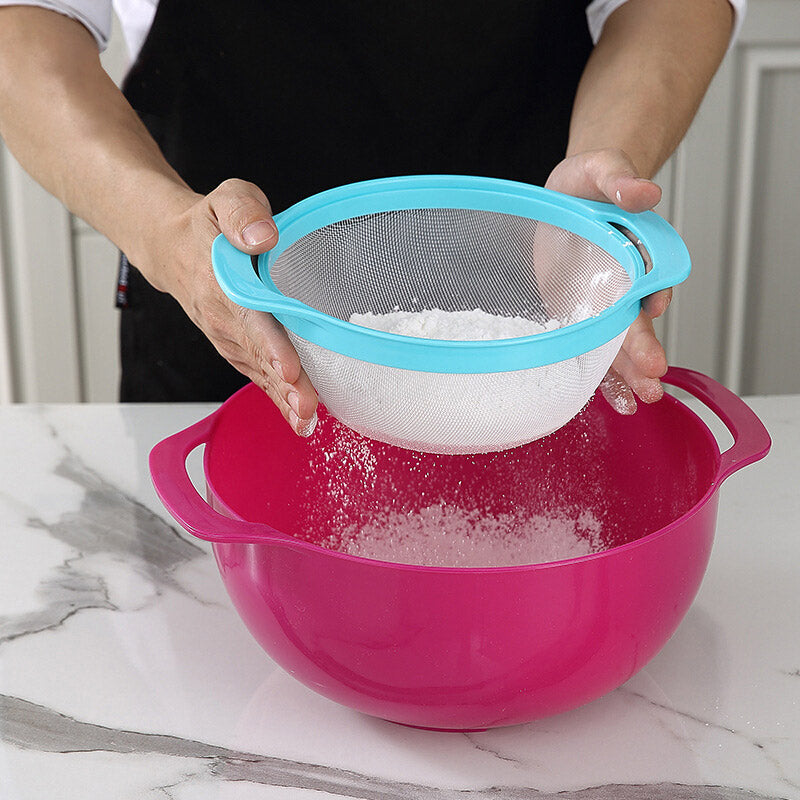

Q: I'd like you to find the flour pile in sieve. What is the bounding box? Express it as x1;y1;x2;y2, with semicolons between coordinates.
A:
349;307;567;340
311;304;603;453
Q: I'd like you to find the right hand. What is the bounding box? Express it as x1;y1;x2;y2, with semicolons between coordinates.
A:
143;178;319;435
545;149;670;414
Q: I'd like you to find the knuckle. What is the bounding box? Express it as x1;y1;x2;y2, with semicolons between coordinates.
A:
212;179;269;220
216;177;250;196
227;197;263;229
207;182;274;244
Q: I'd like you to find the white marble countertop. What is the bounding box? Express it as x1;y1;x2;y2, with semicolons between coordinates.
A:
1;396;798;800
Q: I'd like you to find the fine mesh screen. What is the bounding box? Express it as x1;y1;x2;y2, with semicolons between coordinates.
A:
270;208;634;454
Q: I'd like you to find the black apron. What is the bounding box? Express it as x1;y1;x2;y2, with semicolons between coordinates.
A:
119;0;593;401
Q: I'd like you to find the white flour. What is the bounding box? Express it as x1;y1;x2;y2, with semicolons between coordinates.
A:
305;305;610;453
349;307;564;339
323;504;604;567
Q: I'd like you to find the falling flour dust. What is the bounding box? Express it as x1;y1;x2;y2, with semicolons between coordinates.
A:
301;413;608;568
306;307;607;566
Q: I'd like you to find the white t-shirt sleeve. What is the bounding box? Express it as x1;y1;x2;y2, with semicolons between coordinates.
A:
586;0;747;46
0;1;748;59
0;0;112;49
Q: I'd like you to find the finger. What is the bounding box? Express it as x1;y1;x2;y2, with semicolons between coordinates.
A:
608;174;662;213
545;149;662;212
623;311;668;382
197;295;318;435
642;287;672;319
257;352;318;425
236;305;304;382
235;306;319;423
602;311;668;412
220;343;319;437
611;347;664;404
207;178;279;254
263;365;318;437
284;369;319;420
600;367;637;415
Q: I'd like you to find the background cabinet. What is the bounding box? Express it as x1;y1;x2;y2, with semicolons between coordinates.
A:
1;1;798;402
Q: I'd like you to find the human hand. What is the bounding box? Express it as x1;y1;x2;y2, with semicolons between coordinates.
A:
545;148;672;413
143;179;318;435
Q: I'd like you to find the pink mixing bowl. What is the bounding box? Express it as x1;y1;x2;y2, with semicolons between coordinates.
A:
150;367;770;731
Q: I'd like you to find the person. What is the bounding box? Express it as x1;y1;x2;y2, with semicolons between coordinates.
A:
0;0;740;437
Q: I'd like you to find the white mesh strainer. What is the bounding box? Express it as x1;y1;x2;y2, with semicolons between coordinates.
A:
212;175;690;454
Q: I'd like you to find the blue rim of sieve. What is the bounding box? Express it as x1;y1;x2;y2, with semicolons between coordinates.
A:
212;175;690;373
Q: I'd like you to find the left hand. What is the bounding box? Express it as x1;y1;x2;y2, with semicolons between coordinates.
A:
545;148;672;413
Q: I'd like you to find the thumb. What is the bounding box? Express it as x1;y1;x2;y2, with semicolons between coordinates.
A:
546;148;662;213
208;178;279;254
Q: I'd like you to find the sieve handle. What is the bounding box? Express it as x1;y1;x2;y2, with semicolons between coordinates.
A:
149;407;303;547
212;233;324;327
563;197;692;299
662;367;771;484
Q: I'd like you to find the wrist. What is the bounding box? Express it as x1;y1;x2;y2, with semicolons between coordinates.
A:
110;178;200;290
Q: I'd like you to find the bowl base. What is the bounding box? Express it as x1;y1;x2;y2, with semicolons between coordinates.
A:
392;720;489;733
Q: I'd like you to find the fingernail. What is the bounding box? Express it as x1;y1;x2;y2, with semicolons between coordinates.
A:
601;378;637;415
242;220;277;246
639;382;664;404
299;412;318;437
605;392;636;414
287;391;300;416
289;410;318;437
271;359;285;381
615;189;622;203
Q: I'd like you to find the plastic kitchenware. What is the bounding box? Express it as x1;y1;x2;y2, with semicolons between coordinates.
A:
212;175;690;454
149;367;769;731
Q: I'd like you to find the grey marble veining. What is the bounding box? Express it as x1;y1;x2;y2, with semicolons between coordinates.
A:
0;447;208;648
0;560;115;645
41;450;204;579
0;694;784;800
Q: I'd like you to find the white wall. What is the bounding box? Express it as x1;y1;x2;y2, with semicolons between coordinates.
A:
1;0;799;402
0;12;128;403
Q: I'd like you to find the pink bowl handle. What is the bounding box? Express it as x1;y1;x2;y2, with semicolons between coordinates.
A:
149;410;286;545
662;367;771;483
